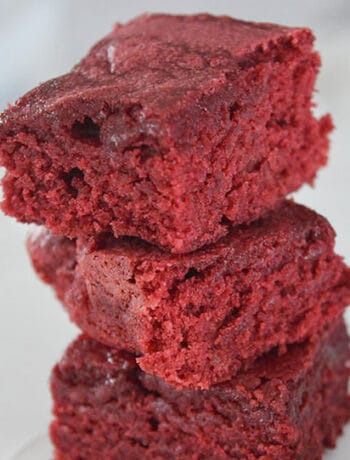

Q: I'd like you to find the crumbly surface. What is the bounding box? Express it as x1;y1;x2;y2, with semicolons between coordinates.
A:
1;14;332;253
50;320;350;460
28;201;350;388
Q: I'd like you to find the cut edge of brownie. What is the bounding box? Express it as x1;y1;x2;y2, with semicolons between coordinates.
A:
27;202;350;388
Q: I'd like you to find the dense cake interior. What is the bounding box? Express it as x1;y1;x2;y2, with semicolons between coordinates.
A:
28;203;350;388
51;321;350;460
1;15;331;252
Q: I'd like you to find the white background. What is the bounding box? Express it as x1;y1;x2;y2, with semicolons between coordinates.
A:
0;1;349;458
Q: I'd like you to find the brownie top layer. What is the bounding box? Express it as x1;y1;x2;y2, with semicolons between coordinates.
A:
0;14;313;133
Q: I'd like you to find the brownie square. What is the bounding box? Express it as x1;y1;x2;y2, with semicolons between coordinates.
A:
28;201;350;388
50;319;350;460
1;14;332;253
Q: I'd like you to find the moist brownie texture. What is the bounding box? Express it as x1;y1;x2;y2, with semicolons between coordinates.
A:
50;320;350;460
1;14;332;253
28;201;350;388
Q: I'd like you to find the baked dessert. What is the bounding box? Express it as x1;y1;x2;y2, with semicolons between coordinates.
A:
27;226;76;296
28;201;350;388
50;319;350;460
1;14;332;253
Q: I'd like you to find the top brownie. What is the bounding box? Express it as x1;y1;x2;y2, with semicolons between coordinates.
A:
0;14;332;252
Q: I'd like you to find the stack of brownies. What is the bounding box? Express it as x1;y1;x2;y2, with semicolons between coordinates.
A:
1;14;350;459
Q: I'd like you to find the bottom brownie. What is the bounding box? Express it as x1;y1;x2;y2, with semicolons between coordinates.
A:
51;319;350;460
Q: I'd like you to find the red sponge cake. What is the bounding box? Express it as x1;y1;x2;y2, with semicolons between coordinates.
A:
50;320;350;460
28;202;350;388
1;14;331;253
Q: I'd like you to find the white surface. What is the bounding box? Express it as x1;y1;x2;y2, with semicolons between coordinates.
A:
0;1;349;459
12;435;52;460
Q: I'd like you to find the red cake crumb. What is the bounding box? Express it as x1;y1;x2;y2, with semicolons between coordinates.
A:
1;14;332;253
50;320;350;460
28;201;350;388
27;227;76;296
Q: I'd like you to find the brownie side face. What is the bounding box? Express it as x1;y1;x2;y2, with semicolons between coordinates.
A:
1;14;332;253
50;320;350;460
28;202;350;388
27;226;76;298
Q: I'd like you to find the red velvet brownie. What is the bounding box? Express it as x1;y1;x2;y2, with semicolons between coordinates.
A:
1;14;332;253
28;202;350;389
27;227;76;296
51;320;350;460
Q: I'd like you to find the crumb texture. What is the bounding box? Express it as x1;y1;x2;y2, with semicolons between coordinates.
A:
28;202;350;388
51;320;350;460
1;14;332;252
